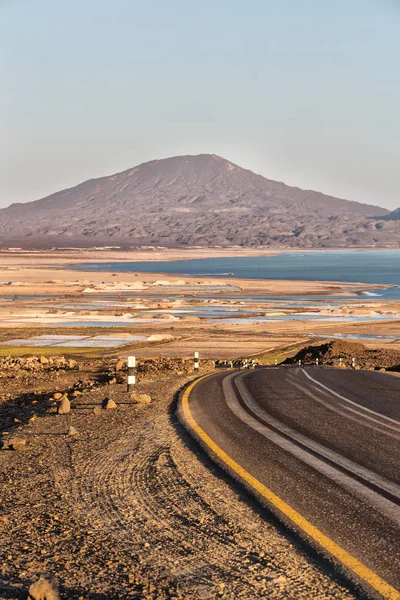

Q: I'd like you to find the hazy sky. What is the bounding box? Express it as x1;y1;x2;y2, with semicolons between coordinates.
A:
1;0;399;210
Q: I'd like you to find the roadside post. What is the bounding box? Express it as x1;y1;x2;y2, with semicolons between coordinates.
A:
316;358;319;366
339;357;342;368
127;356;136;391
352;357;356;369
194;351;199;371
298;359;302;366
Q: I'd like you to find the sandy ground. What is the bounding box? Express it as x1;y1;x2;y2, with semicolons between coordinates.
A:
0;247;399;357
0;268;381;297
0;366;358;599
0;248;389;297
0;247;274;265
0;250;398;598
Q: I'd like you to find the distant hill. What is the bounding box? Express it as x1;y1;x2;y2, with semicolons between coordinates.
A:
0;154;398;248
381;207;400;221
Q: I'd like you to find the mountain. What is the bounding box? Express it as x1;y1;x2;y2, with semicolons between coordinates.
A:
381;207;400;221
0;154;398;248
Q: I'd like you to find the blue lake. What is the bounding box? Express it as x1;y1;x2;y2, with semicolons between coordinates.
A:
76;251;400;299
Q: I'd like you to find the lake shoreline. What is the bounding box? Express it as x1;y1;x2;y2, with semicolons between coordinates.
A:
72;250;399;297
0;249;399;358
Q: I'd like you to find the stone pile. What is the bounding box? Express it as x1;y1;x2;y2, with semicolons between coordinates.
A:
113;357;215;380
285;339;400;370
0;356;78;373
215;358;259;369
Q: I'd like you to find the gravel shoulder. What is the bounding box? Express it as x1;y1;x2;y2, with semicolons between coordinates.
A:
0;366;360;599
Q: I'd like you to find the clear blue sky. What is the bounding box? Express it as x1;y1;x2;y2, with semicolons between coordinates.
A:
1;0;399;209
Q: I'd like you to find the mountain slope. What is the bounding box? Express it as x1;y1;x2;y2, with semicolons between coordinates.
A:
382;208;400;221
0;154;397;248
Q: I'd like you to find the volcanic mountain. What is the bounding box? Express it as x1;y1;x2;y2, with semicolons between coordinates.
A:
0;154;398;248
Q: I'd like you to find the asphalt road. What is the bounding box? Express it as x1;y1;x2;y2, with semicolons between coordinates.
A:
179;367;400;599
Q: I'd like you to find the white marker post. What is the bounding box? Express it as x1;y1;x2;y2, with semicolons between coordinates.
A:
127;356;136;391
339;357;342;368
316;358;319;366
298;359;302;366
194;351;199;371
352;357;356;369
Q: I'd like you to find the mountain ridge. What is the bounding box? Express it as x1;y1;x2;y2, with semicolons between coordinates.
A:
0;154;398;248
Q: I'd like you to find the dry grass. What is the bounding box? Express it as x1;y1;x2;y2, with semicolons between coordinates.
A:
0;345;98;357
256;338;314;364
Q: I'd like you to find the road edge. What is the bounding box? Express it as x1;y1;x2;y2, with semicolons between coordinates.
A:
176;372;400;600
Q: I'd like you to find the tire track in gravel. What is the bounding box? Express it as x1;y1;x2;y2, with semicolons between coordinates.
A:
76;433;277;596
1;373;360;599
56;378;359;599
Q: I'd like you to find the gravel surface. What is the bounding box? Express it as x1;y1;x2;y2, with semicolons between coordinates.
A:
0;368;358;599
286;339;400;370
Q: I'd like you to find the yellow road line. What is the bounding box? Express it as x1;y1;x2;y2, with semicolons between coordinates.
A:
182;374;400;600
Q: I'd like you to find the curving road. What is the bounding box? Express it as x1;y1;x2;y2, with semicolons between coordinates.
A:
178;367;400;599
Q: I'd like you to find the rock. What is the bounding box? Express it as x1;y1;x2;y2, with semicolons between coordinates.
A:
11;440;27;451
1;437;27;450
130;392;151;405
116;359;126;371
147;334;174;342
28;573;60;600
267;575;287;586
108;378;117;385
68;426;78;436
53;393;63;400
102;397;117;409
218;582;226;595
57;396;70;415
93;406;102;416
39;356;49;364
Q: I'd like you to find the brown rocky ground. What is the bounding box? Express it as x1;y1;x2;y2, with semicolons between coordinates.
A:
0;355;363;599
285;339;400;370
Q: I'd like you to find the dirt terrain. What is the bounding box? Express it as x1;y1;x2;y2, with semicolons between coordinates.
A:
0;355;361;600
286;339;400;370
0;249;399;599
